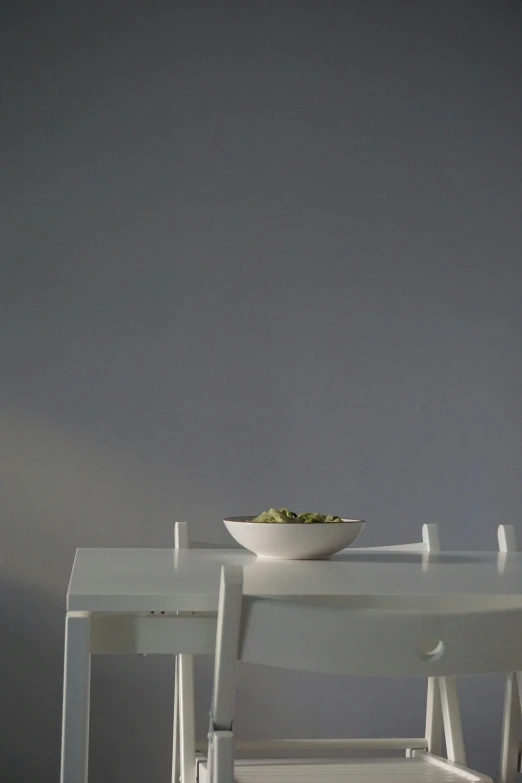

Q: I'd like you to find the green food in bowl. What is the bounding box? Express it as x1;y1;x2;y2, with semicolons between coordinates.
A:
253;508;343;524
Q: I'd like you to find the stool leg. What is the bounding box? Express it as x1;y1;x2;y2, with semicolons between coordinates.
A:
60;612;91;783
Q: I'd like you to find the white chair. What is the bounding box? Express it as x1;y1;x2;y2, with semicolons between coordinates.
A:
172;523;458;782
172;523;240;783
201;563;505;783
498;524;522;783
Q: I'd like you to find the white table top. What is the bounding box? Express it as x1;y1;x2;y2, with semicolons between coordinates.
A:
67;547;522;613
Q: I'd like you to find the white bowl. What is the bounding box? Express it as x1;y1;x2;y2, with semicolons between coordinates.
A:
223;517;365;560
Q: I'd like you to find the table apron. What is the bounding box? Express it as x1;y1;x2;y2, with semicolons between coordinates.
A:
86;613;217;655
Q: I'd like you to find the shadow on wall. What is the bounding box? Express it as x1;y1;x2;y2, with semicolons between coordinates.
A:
0;406;189;783
0;577;178;783
0;405;189;559
0;578;64;782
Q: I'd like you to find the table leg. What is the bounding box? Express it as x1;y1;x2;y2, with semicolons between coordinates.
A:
60;612;91;783
179;654;196;783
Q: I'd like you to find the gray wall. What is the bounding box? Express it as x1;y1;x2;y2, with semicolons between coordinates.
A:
2;2;522;781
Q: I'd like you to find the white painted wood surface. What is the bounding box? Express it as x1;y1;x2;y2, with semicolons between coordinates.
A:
498;524;522;783
61;527;522;783
173;520;197;783
207;565;504;782
68;547;522;613
237;596;522;677
439;677;466;765
199;754;491;783
422;524;444;758
60;613;91;783
500;673;520;783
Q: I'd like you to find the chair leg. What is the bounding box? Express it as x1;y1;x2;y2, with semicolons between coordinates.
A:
500;674;521;783
213;731;234;783
172;655;180;783
440;677;466;766
425;678;444;756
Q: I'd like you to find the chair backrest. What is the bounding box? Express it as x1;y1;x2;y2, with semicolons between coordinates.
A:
175;520;241;550
177;520;477;763
354;523;439;553
499;525;519;554
177;521;443;727
236;584;522;678
210;564;522;736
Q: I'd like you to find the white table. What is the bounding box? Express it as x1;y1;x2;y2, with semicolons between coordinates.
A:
61;548;522;783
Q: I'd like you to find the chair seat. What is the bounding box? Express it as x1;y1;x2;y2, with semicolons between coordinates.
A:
198;753;491;783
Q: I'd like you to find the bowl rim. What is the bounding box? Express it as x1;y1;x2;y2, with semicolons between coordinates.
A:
224;516;365;526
